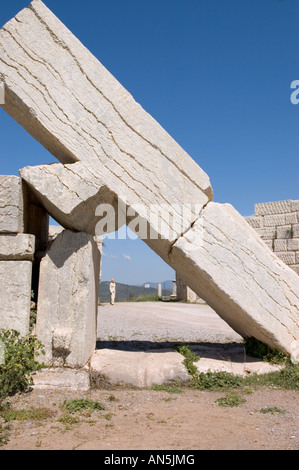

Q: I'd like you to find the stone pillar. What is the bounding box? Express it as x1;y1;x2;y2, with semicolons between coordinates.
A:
36;230;101;368
0;234;35;335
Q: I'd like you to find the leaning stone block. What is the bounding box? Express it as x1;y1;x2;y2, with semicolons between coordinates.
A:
255;200;292;216
0;260;33;335
169;203;299;355
0;234;35;260
36;230;101;368
0;176;25;233
289;265;299;275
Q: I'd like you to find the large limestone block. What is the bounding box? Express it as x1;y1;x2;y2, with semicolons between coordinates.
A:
0;176;25;233
90;349;190;388
0;234;35;260
0;260;33;335
0;0;212;223
169;203;299;355
36;230;101;368
20;162;205;262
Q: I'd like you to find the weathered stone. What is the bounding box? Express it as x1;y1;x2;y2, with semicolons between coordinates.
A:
0;234;35;260
0;2;298;357
36;230;101;368
291;200;299;212
276;225;293;239
292;224;299;238
255;200;292;216
32;367;90;391
168;203;299;355
287;239;299;252
0;0;212;235
255;227;276;240
275;251;295;265
90;349;190;388
274;239;287;252
285;212;298;225
0;260;33;335
264;214;286;227
245;216;263;229
0;176;25;233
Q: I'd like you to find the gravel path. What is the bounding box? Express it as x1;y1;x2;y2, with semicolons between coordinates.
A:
97;301;242;349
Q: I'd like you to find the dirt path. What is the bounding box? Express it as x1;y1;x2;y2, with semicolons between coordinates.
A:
1;386;298;450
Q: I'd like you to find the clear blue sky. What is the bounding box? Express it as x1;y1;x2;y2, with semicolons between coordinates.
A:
0;0;298;285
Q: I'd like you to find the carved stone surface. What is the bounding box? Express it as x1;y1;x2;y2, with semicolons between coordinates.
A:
0;260;33;335
36;230;101;368
169;203;299;354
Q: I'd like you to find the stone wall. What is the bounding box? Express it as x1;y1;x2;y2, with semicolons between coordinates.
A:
245;199;299;275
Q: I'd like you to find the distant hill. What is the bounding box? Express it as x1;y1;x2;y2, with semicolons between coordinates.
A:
99;281;173;303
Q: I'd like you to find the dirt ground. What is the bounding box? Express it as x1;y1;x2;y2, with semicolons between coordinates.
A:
1;303;298;451
1;385;298;450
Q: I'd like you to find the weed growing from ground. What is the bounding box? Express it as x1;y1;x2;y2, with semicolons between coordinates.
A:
216;392;246;407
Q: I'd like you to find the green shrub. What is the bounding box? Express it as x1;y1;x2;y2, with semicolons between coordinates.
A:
176;345;200;377
190;370;244;391
244;337;287;365
0;329;45;404
216;392;246;407
60;398;106;414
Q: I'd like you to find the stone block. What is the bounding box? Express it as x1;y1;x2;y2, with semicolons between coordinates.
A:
276;225;293;239
169;203;299;355
255;200;292;216
274;239;287;252
256;227;276;240
0;260;32;335
245;216;263;229
36;230;101;368
287;239;299;251
275;252;295;265
285;212;298;225
264;214;286;227
0;176;25;233
263;240;274;250
296;252;299;264
292;224;299;238
0;234;35;260
291;200;299;212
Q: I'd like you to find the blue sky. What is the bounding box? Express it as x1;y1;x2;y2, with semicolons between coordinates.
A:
0;0;298;285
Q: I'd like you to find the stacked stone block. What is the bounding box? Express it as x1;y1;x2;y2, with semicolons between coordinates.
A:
0;176;41;335
245;199;299;275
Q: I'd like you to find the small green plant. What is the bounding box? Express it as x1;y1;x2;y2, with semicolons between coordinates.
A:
216;392;246;408
151;382;183;394
60;398;106;414
244;337;287;365
190;370;244;391
260;406;286;414
1;405;55;422
176;345;200;377
0;329;45;405
0;423;11;446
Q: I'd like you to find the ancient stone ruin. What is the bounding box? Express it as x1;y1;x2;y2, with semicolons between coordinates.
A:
0;0;298;380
